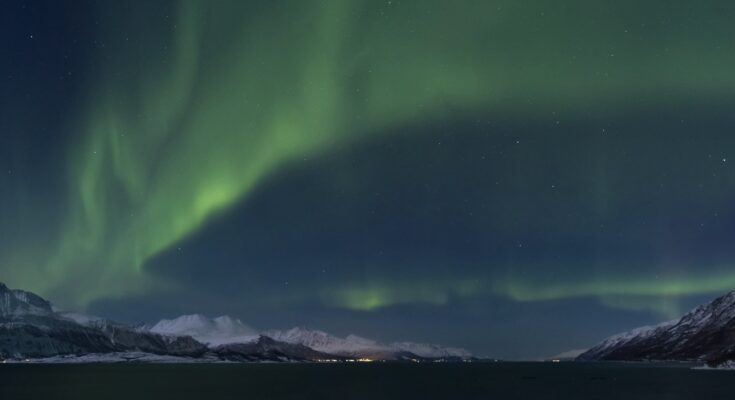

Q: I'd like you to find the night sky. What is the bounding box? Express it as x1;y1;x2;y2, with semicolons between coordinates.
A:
2;0;735;359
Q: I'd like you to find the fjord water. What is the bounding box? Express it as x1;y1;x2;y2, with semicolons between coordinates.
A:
0;362;731;399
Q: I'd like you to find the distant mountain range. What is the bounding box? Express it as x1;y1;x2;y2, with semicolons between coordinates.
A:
578;290;735;366
149;314;470;359
0;282;472;363
148;314;468;361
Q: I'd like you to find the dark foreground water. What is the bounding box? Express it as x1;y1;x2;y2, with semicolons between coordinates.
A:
0;362;732;400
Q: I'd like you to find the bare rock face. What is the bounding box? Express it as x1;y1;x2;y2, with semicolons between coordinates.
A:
578;290;735;366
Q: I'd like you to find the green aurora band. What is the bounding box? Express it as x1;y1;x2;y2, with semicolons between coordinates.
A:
8;0;735;315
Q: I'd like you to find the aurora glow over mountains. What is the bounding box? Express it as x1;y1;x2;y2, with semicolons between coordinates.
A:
2;0;735;359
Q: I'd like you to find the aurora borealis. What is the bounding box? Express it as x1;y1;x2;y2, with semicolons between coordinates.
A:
3;0;735;359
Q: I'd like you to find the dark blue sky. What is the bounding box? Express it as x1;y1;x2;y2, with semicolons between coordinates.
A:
2;0;735;359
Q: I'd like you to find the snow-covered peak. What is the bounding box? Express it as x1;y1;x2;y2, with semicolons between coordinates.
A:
0;282;53;317
149;314;258;346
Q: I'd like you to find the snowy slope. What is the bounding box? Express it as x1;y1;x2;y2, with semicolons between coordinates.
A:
578;290;735;364
578;320;676;360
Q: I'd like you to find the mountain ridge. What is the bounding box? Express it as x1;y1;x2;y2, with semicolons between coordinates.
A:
578;290;735;366
0;282;473;362
151;315;472;360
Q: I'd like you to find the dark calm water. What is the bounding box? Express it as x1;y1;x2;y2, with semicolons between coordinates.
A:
0;362;732;400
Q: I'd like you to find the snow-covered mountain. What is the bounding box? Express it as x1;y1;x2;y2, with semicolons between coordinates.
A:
578;290;735;366
576;321;676;361
149;314;258;346
144;320;472;360
263;326;472;359
0;281;474;362
0;282;53;316
0;283;207;359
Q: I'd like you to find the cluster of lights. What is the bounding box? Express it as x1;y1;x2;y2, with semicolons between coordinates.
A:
345;358;374;363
